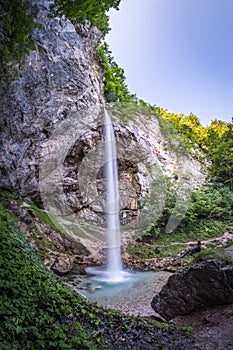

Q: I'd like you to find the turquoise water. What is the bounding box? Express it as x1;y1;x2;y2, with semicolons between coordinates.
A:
69;270;171;316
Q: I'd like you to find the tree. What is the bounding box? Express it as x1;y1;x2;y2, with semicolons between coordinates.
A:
0;0;34;79
51;0;121;34
97;42;136;102
207;124;233;190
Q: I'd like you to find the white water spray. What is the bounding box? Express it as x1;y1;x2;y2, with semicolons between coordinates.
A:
103;109;123;279
86;109;130;283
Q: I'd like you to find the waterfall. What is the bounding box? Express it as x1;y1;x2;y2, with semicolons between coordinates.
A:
86;109;130;283
103;109;122;279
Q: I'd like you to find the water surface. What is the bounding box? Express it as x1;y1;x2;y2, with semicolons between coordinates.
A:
69;270;171;316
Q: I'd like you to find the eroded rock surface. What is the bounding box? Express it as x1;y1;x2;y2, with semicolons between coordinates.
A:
0;0;103;201
0;0;207;253
151;259;233;321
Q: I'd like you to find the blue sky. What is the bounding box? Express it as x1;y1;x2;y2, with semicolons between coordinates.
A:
106;0;233;125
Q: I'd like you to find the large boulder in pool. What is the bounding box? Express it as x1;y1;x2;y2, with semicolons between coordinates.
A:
151;259;233;321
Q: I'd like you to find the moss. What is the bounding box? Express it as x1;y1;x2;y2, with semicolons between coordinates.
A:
127;242;187;259
0;189;21;200
107;101;157;122
28;202;67;236
193;247;233;266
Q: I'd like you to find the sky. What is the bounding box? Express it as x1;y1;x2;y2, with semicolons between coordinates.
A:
106;0;233;126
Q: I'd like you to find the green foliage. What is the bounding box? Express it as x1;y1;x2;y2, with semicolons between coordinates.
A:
28;202;66;235
0;203;95;350
97;42;137;102
108;101;157;124
141;178;179;240
0;0;34;80
156;109;233;190
156;108;205;150
141;223;161;243
193;247;233;266
138;185;233;248
172;185;232;239
51;0;121;35
185;185;233;221
128;185;233;259
206;121;233;190
0;202;194;349
128;242;186;259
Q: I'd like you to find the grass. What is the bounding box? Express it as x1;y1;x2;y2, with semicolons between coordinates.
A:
155;220;230;246
192;247;233;266
128;242;187;259
108;102;156;123
27;202;66;235
127;218;233;262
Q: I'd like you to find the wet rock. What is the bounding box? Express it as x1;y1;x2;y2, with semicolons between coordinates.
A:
151;259;233;321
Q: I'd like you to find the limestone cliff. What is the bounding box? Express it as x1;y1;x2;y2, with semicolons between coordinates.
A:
0;0;206;254
0;0;103;200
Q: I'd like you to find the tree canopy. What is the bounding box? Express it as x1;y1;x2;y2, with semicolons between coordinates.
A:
155;108;233;190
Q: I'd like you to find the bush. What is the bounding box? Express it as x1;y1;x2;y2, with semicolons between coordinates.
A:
0;203;95;350
51;0;121;35
193;248;233;266
0;0;34;80
97;42;136;102
142;185;233;246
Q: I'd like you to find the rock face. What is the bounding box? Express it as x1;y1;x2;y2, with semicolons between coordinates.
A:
0;0;103;201
151;259;233;321
0;0;207;252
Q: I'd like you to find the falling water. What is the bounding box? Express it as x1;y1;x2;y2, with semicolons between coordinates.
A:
103;109;123;280
86;109;130;283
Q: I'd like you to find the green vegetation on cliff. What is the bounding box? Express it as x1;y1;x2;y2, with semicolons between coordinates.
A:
0;203;94;349
156;107;233;190
0;0;123;79
51;0;121;35
97;42;136;102
206;120;233;190
0;0;34;79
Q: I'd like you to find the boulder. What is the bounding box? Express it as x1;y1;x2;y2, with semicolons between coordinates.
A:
151;259;233;321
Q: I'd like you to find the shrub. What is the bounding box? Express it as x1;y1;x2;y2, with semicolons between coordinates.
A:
51;0;121;35
0;203;95;349
193;248;233;266
0;0;34;80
